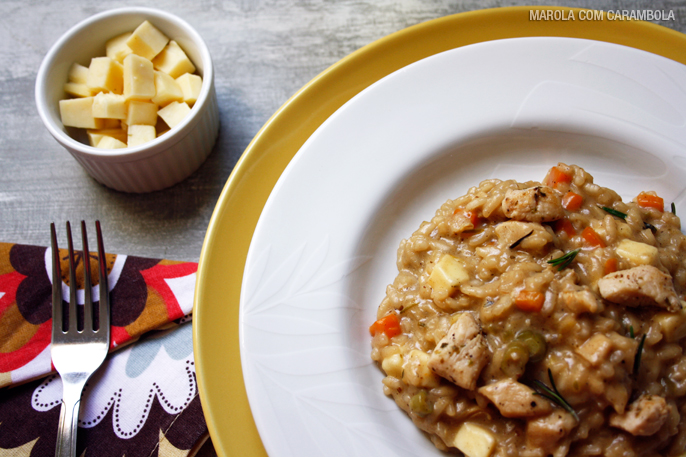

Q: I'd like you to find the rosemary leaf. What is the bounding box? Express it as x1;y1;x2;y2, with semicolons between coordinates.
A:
672;202;677;215
600;206;627;220
532;369;579;421
643;222;657;232
634;334;647;378
510;230;534;249
629;325;635;339
547;249;580;271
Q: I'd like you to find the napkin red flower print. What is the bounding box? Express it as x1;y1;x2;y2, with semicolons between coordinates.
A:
0;243;198;387
0;243;53;384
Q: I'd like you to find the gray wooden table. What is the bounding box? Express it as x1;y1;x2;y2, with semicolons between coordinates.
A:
1;1;684;454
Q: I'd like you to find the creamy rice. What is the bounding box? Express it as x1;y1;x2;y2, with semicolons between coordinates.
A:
370;164;686;457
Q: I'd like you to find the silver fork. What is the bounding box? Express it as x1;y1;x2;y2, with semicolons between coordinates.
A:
51;221;110;457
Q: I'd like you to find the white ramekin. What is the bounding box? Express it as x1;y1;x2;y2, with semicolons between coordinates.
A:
35;7;219;193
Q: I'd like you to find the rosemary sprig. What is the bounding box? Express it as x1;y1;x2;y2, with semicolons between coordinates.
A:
600;206;627;220
533;369;579;421
510;230;534;249
633;333;647;378
600;205;656;231
672;202;677;215
547;249;580;271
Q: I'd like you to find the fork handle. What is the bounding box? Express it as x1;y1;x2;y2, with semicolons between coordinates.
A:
55;377;87;457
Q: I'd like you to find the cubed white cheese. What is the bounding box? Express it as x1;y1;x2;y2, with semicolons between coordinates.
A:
126;100;158;126
68;63;90;84
127;124;156;147
86;128;128;147
87;57;124;94
151;70;183;107
402;350;440;388
427;254;469;301
126;20;169;60
453;422;495;457
64;82;93;98
59;20;201;149
106;32;133;63
123;54;156;101
157;101;191;128
152;40;196;79
97;136;127;149
655;311;686;343
92;93;127;119
616;239;658;265
59;97;104;129
381;353;403;379
175;73;202;106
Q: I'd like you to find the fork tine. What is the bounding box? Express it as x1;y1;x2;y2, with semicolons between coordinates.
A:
66;222;78;333
96;220;109;335
52;222;110;457
81;221;93;333
50;223;63;334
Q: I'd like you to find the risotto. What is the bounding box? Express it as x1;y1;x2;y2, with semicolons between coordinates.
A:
369;163;686;457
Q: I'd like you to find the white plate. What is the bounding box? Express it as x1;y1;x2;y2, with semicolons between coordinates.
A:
239;37;686;457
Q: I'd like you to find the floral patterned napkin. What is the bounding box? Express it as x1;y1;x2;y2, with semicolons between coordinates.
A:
0;243;208;456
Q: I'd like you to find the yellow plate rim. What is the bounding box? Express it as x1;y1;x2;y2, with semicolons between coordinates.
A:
193;6;686;456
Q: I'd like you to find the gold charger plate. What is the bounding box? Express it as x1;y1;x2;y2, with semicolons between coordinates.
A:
193;6;686;456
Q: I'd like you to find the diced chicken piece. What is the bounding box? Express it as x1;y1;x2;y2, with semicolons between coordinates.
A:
526;411;577;452
598;265;681;312
495;221;552;251
576;333;612;366
609;395;670;436
502;186;565;223
428;313;489;390
558;284;600;314
478;379;552;418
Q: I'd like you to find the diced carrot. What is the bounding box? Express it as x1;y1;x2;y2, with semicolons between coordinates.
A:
604;258;618;275
453;208;480;226
545;166;573;190
515;290;545;312
554;218;576;237
562;191;583;211
581;226;605;248
369;313;402;338
636;192;664;211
